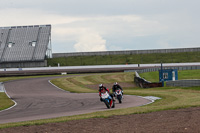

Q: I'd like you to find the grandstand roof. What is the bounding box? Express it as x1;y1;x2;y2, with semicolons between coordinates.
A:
0;24;51;62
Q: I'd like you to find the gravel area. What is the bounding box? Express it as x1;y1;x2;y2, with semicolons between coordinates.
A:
1;107;200;133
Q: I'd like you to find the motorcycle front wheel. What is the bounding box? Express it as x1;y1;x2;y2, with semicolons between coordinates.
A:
104;100;110;109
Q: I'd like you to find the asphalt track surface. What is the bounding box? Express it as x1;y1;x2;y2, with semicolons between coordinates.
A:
0;76;151;124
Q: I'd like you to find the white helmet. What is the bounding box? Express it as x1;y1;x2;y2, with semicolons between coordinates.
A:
99;84;103;87
114;82;118;85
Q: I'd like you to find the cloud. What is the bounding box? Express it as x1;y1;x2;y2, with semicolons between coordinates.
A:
74;32;107;52
0;7;168;52
31;13;165;52
2;6;199;53
51;14;166;52
0;8;85;26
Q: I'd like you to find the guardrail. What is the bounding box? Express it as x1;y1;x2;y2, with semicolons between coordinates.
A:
166;80;200;87
125;65;200;74
130;65;200;88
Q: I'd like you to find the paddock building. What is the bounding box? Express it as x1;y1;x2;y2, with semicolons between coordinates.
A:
0;24;51;68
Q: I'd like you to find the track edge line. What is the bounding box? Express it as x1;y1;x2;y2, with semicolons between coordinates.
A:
0;83;17;113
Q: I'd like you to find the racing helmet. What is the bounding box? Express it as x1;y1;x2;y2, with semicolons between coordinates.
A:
99;84;103;87
114;82;118;85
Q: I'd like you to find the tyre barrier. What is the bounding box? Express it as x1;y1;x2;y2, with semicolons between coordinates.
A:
134;71;162;88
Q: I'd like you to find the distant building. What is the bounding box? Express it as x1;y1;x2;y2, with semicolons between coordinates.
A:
0;24;51;68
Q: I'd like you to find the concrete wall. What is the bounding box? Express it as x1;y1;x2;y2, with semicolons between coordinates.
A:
0;60;47;68
53;47;200;58
166;80;200;87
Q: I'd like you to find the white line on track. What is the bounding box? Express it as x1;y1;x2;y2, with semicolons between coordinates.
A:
48;79;161;106
136;95;161;106
48;80;69;93
0;83;17;113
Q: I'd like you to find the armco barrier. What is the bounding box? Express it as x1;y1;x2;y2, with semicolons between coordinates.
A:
130;66;200;88
125;65;200;74
130;65;200;88
166;80;200;87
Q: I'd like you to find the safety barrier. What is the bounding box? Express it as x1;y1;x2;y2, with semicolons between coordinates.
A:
166;80;200;87
0;82;4;92
134;71;162;88
131;65;200;87
125;65;200;74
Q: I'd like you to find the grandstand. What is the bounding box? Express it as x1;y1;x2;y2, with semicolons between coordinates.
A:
0;24;51;68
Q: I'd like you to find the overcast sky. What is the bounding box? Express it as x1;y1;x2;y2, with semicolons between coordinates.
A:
0;0;199;53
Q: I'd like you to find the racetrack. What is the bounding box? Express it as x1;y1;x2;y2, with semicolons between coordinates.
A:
0;76;151;124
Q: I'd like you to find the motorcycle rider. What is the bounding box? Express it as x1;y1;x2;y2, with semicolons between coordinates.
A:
99;84;113;102
112;82;123;96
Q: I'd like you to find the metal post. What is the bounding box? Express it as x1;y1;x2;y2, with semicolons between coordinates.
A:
96;55;97;64
161;62;164;87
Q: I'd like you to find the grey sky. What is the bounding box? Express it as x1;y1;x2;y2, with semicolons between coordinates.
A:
0;0;199;53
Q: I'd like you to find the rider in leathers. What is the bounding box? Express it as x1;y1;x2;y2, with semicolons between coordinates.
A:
112;82;123;96
99;84;113;102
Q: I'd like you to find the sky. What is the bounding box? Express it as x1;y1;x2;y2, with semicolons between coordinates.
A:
0;0;200;53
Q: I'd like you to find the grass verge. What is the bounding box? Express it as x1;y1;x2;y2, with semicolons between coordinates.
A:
47;51;200;66
0;70;200;129
0;93;15;111
139;69;200;82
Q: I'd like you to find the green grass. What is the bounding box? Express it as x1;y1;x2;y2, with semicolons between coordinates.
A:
139;69;200;82
51;72;134;93
1;81;200;129
1;70;200;129
139;71;159;82
178;69;200;79
0;93;15;111
47;51;200;66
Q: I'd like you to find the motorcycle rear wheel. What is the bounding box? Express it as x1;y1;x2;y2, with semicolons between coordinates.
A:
111;100;115;108
117;95;122;103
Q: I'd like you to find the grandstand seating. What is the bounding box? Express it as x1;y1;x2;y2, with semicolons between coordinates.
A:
0;25;51;63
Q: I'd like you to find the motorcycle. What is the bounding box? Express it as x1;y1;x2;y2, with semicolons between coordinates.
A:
114;88;123;103
101;91;115;109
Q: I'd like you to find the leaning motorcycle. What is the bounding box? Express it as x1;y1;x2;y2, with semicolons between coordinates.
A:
101;91;115;109
115;88;123;103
